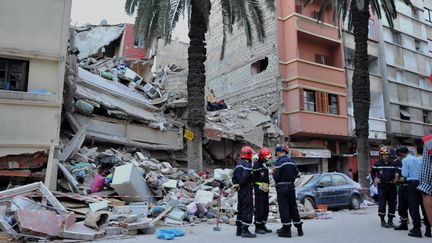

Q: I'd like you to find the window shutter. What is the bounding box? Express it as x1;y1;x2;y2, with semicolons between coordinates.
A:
315;91;322;113
299;88;304;110
322;92;329;113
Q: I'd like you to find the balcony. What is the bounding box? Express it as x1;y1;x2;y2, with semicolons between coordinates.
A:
280;59;346;88
344;32;379;57
281;111;349;137
295;14;340;42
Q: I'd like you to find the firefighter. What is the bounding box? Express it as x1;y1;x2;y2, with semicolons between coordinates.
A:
370;146;399;228
232;146;256;238
253;147;272;234
394;148;410;231
273;145;303;238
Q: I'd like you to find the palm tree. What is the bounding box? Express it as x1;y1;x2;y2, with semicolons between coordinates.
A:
308;0;411;188
125;0;275;171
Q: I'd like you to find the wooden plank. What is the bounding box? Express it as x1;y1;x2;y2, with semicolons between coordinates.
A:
151;206;173;224
0;170;31;177
58;163;80;193
57;126;87;193
59;127;86;162
44;144;58;190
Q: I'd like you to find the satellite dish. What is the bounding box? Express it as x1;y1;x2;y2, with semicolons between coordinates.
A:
100;19;108;25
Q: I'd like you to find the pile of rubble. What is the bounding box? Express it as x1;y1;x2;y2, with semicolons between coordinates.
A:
0;128;317;241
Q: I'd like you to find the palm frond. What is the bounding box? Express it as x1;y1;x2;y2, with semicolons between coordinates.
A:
245;0;266;42
125;0;139;15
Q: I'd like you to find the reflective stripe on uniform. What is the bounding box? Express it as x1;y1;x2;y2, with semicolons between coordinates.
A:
235;165;252;171
372;166;398;169
274;162;296;169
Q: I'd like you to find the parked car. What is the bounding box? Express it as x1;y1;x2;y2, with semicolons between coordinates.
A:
295;172;364;210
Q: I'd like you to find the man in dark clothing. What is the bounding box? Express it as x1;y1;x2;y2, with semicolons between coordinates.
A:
394;148;410;231
400;146;431;238
273;145;303;238
370;146;399;228
253;147;272;234
232;146;256;238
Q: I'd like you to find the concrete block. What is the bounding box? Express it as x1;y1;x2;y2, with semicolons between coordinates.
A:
59;221;105;241
89;201;109;212
17;209;62;237
195;190;214;204
112;202;148;217
163;179;178;189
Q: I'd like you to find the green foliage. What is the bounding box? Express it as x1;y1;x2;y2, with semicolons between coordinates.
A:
303;0;412;29
125;0;275;59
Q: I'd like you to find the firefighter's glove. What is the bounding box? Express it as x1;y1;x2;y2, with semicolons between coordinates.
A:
232;184;240;192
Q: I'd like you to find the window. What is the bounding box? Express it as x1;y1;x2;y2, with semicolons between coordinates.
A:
315;54;332;66
424;111;432;124
0;58;29;92
368;19;377;39
250;57;268;75
328;94;339;115
400;106;411;121
332;175;348;186
313;10;320;20
295;4;302;13
134;34;144;48
412;7;419;20
304;90;316;112
425;8;432;23
318;175;332;187
392;31;402;45
415;39;422;53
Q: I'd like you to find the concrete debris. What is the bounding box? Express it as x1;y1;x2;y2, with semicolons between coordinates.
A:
75;24;125;60
84;211;109;230
205;105;283;148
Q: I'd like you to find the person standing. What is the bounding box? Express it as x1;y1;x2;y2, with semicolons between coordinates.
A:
370;146;399;228
253;147;272;234
400;147;431;238
273;145;303;238
394;148;410;231
232;146;256;238
418;133;432;232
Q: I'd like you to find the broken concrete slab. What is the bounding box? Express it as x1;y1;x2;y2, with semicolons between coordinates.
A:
111;163;154;203
75;25;125;60
167;208;186;221
162;180;178;189
112;203;148;217
89;201;109;212
195;190;214;205
67;113;183;151
214;169;232;181
17;209;62;237
59;221;105;241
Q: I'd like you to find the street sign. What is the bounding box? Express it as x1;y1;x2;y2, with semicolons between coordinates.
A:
184;129;194;141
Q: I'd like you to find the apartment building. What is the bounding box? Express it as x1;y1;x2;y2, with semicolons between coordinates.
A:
378;0;432;147
206;0;349;173
0;0;71;159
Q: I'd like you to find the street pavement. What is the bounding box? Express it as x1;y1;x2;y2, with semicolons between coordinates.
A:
101;206;431;243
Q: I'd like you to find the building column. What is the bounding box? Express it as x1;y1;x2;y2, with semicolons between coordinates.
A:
322;158;329;172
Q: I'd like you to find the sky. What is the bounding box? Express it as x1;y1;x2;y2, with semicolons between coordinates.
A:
71;0;189;42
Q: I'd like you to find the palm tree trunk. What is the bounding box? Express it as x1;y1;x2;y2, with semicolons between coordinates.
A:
351;0;371;190
186;0;210;171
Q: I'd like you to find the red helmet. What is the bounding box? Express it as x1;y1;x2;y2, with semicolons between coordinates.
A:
240;146;254;160
258;147;272;160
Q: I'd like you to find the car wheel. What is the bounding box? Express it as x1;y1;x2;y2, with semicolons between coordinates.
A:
303;197;315;212
350;195;361;210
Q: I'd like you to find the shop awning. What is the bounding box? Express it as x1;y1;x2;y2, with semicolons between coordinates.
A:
291;148;332;158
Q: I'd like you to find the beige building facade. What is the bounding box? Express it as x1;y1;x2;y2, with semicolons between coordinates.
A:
0;0;72;157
